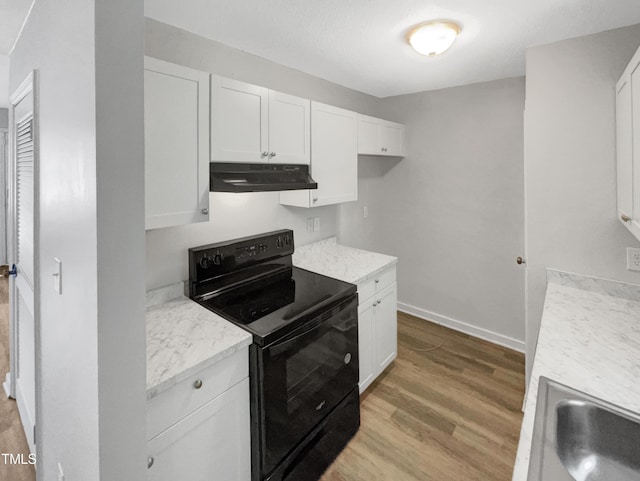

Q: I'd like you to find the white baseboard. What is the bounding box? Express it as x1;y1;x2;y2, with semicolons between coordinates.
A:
2;372;12;399
397;301;525;353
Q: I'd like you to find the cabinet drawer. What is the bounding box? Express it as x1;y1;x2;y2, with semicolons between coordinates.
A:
357;266;396;303
147;348;249;440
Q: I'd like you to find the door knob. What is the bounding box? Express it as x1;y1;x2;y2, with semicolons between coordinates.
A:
8;264;17;277
516;256;525;265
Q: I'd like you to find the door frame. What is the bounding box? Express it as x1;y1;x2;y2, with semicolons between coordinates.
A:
6;71;40;458
0;127;7;266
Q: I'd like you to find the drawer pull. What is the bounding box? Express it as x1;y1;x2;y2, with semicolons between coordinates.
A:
193;379;203;389
147;457;154;469
375;279;379;284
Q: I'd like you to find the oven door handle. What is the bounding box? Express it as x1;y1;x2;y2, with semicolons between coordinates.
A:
268;295;356;356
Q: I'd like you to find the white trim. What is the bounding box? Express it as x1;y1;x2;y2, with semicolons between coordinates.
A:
397;301;526;353
2;372;12;398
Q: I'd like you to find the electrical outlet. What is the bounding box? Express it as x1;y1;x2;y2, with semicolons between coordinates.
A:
306;218;314;233
57;462;65;481
313;217;321;232
363;206;368;219
627;247;640;271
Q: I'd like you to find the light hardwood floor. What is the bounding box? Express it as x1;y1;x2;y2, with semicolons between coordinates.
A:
0;277;35;481
321;311;525;481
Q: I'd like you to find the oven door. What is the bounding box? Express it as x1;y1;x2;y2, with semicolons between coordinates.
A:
257;293;358;477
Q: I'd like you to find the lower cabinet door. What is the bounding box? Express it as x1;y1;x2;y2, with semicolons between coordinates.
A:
375;283;398;374
357;301;375;394
147;378;251;481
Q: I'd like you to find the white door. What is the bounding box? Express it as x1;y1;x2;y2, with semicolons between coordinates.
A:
374;283;397;374
617;75;633;226
357;302;375;394
144;57;210;230
310;102;358;206
8;72;38;454
268;90;310;164
0;128;7;265
211;76;269;163
381;121;405;156
357;114;381;155
631;63;640;235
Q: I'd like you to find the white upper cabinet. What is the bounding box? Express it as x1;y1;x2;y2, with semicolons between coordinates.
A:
280;102;358;208
616;45;640;241
144;57;210;230
268;90;311;164
357;114;405;157
211;76;310;164
211;76;268;163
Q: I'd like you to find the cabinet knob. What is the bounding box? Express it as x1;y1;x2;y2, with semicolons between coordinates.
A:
313;196;318;203
372;302;377;308
193;379;203;389
381;147;385;152
375;279;379;284
147;457;154;469
377;300;381;305
621;214;632;223
201;208;209;215
261;151;269;158
269;152;276;158
516;256;525;265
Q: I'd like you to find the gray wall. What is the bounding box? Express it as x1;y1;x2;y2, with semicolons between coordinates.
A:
10;1;146;479
524;25;640;379
339;77;526;349
0;108;7;129
145;19;381;289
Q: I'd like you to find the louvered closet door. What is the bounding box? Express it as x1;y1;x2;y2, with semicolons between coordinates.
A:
10;85;37;454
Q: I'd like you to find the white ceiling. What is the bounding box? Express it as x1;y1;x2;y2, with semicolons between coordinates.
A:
0;0;33;55
145;0;640;97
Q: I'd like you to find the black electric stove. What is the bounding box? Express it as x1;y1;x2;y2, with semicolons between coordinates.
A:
188;230;360;481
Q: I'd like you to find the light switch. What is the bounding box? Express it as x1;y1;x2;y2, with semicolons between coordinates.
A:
53;258;62;294
313;217;320;232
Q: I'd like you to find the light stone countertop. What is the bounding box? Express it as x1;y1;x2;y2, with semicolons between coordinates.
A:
146;283;252;400
512;270;640;481
292;237;397;285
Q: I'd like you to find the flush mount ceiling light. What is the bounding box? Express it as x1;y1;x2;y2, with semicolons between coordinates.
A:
407;21;461;57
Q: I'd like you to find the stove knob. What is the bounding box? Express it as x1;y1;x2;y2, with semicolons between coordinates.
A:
275;237;283;248
284;235;292;247
213;252;224;265
199;256;211;268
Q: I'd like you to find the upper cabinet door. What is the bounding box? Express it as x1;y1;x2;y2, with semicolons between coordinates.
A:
311;102;358;206
144;57;210;230
357;114;382;155
616;45;640;241
211;76;269;163
268;91;310;164
381;121;405;156
357;114;405;157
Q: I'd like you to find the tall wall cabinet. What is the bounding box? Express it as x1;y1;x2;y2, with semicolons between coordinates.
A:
616;44;640;242
144;57;210;230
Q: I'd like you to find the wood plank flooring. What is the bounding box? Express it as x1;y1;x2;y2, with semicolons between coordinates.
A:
321;311;525;481
0;276;35;481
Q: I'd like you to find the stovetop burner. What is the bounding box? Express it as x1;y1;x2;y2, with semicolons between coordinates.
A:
188;230;357;346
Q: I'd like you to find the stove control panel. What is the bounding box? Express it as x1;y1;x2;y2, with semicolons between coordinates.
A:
188;229;295;284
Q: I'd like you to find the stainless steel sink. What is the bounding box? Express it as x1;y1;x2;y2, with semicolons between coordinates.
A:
527;377;640;481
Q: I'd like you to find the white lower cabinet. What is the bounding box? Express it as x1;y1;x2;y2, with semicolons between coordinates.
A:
147;379;250;481
357;266;397;394
146;349;250;480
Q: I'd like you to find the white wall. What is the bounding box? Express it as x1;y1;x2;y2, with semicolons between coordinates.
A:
10;1;146;480
145;19;381;289
339;78;526;350
524;25;640;379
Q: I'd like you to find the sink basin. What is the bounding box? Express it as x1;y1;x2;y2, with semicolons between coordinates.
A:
527;377;640;481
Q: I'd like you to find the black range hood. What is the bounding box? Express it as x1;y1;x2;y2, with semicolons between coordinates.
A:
210;163;318;193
